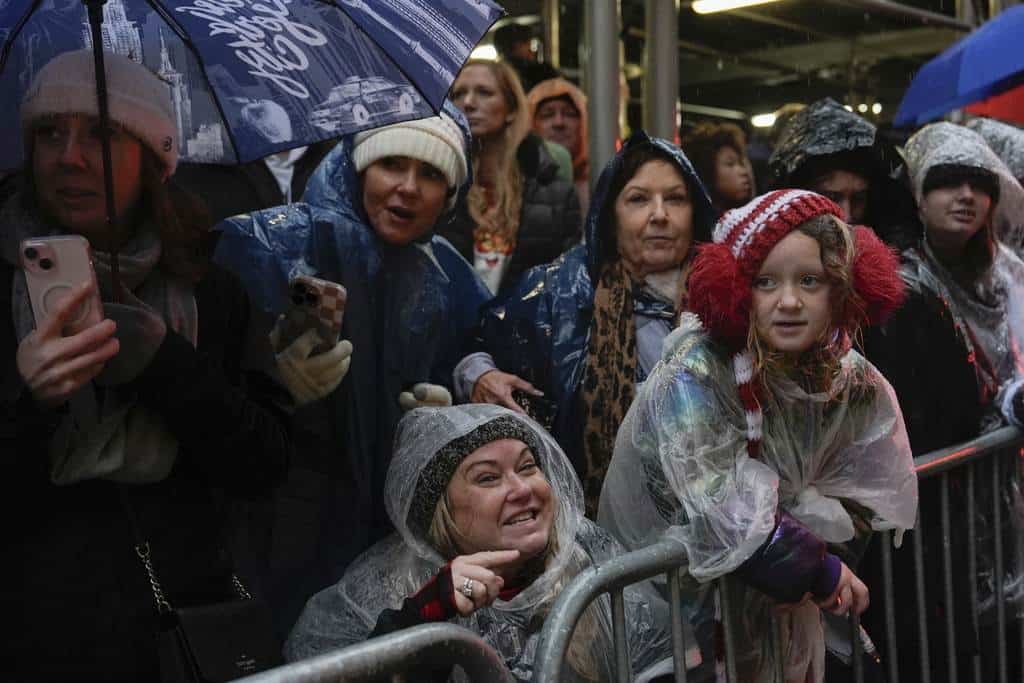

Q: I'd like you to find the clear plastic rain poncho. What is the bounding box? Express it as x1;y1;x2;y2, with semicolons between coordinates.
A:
967;117;1024;182
285;404;687;682
598;316;918;682
902;121;1024;623
903;121;1024;255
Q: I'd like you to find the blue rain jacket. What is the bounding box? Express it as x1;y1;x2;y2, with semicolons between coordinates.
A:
212;103;491;627
480;132;714;473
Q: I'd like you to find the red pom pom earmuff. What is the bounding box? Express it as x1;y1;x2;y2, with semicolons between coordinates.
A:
687;242;751;348
849;225;906;327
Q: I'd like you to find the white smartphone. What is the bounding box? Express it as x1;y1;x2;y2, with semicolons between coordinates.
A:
20;235;103;335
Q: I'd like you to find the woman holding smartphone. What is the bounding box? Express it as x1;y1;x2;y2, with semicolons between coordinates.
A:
0;50;291;681
214;102;493;635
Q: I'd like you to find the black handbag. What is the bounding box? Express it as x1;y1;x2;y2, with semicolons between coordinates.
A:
123;494;282;682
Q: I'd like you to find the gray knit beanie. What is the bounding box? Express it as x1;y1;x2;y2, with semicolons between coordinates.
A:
408;416;544;537
20;50;179;175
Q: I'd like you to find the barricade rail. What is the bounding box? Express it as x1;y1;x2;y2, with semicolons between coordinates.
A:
534;425;1024;683
235;623;513;683
235;428;1022;682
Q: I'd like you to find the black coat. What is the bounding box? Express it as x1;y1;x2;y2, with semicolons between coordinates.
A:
0;262;290;682
863;253;986;453
173;140;336;223
439;133;581;295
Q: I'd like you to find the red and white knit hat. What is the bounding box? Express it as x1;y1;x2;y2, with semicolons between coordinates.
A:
688;189;905;457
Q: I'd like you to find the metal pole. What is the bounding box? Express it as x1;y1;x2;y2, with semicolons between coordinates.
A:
611;589;630;683
584;0;621;184
541;0;560;69
668;568;690;682
643;0;679;140
236;623;514;682
719;577;740;682
880;531;900;683
912;527;932;683
992;457;1008;683
967;463;983;683
941;473;958;683
957;0;979;25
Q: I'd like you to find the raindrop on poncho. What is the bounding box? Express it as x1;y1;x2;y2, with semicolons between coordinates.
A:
599;316;918;683
285;404;688;681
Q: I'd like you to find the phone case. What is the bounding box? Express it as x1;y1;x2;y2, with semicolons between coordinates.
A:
20;235;103;336
275;275;346;355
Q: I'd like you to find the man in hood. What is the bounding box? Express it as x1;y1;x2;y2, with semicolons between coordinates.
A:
769;98;919;249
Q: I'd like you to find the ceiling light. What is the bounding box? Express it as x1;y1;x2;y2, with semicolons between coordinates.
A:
872;103;883;115
470;44;498;61
692;0;782;14
751;113;777;128
857;103;868;113
844;105;853;112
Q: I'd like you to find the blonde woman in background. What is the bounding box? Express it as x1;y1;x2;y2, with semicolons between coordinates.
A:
445;60;581;295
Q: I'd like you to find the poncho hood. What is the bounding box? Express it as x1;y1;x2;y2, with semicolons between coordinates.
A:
769;98;895;182
584;131;714;283
904;121;1024;251
966;117;1024;182
527;78;589;181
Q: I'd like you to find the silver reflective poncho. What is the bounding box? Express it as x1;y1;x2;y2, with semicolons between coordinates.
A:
599;316;918;682
967;117;1024;182
904;121;1024;254
285;404;685;681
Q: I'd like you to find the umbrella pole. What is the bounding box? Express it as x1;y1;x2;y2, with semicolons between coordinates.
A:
84;0;122;303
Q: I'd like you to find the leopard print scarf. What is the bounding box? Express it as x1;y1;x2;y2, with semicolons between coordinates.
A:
579;259;640;518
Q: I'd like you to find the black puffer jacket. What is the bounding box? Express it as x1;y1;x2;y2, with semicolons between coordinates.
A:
439;133;581;295
0;260;290;682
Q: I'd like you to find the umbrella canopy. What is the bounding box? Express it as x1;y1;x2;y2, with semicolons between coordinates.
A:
894;5;1024;128
967;83;1024;125
0;0;503;170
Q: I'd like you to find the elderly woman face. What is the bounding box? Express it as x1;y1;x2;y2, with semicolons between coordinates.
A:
446;438;554;561
32;113;144;239
614;159;695;278
362;156;449;245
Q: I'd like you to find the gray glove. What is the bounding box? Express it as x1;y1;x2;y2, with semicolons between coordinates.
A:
398;383;452;412
95;303;167;386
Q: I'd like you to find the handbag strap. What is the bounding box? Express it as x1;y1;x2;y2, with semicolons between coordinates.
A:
117;486;251;614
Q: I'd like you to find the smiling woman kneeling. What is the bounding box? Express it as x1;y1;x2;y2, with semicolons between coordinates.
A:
284;404;677;681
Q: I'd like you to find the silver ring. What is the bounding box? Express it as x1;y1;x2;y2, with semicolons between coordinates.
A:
460;578;474;598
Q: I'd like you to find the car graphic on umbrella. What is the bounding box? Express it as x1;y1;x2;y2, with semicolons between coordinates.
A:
311;76;423;132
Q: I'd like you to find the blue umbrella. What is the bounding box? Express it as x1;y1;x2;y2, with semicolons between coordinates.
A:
895;5;1024;127
0;0;502;292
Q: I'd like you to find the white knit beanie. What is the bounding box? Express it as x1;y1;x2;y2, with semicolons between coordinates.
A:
352;113;467;207
20;50;179;175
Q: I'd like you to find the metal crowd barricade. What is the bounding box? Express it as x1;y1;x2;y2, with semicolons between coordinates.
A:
533;426;1024;682
880;424;1024;683
235;623;514;683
